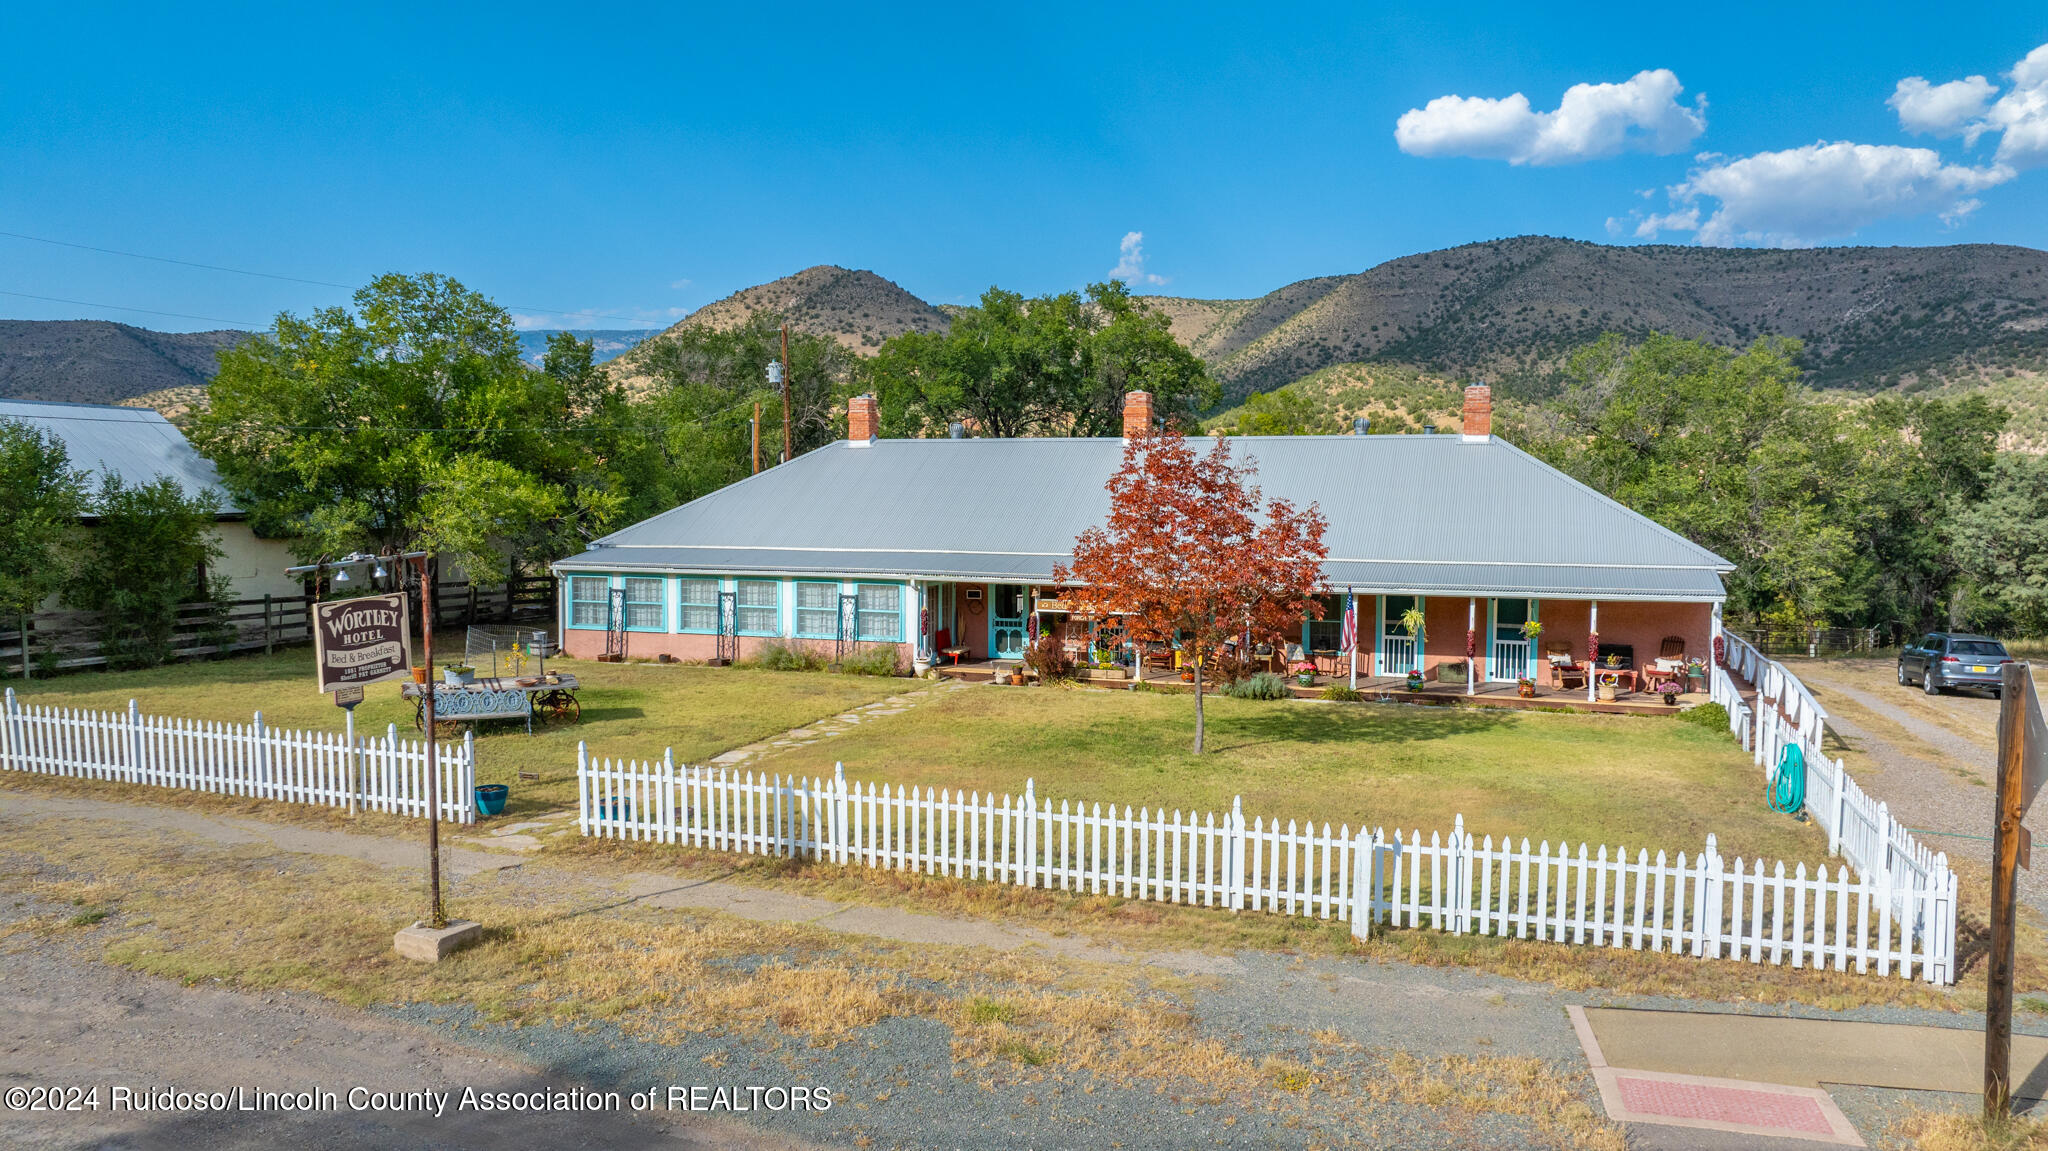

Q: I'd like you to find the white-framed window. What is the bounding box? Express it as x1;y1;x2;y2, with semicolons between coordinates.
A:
569;576;611;629
623;576;666;631
855;583;901;642
795;582;839;639
678;577;719;633
736;580;780;636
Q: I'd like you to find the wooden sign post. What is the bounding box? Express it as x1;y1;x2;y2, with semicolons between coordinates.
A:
1988;661;2047;1119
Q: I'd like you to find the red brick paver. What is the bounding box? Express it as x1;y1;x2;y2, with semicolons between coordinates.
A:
1616;1074;1833;1134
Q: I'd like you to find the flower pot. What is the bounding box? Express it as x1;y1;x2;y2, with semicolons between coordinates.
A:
1517;681;1536;699
1180;670;1195;683
1661;692;1679;707
1296;674;1315;687
1597;684;1617;702
411;666;428;684
912;655;931;676
474;784;508;816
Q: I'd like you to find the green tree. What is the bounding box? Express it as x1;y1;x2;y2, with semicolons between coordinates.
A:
1521;334;1856;628
867;283;1215;438
634;312;856;504
1233;388;1341;435
191;273;618;581
1951;451;2048;635
0;420;87;634
65;475;230;670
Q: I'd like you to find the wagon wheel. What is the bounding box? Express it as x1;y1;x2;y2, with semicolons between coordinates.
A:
537;690;581;724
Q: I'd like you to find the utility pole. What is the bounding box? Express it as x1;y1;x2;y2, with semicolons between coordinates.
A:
781;322;792;464
1987;660;2030;1119
752;403;761;474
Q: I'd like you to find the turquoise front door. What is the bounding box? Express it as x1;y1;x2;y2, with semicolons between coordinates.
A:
989;584;1027;659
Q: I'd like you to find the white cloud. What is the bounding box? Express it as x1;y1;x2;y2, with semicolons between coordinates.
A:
511;306;685;330
1890;42;2048;168
669;277;694;290
1889;75;1997;138
1631;142;2012;247
1395;69;1706;165
1109;231;1168;286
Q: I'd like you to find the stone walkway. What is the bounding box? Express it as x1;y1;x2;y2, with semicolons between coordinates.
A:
705;679;974;770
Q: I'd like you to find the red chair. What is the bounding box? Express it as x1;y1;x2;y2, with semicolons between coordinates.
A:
934;628;968;665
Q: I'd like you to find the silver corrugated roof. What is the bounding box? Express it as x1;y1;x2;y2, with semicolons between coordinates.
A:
0;399;239;514
556;434;1733;600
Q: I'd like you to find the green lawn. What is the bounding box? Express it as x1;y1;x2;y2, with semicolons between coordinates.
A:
4;652;905;815
6;655;1826;863
752;685;1828;865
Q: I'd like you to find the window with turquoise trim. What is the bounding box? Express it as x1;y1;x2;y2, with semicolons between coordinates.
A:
622;577;666;631
795;582;839;638
855;584;901;642
678;578;719;633
736;580;779;636
569;576;610;629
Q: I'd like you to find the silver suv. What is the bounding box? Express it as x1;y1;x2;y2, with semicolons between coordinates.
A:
1897;632;2012;697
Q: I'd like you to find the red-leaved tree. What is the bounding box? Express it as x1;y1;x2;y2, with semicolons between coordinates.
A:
1055;429;1328;753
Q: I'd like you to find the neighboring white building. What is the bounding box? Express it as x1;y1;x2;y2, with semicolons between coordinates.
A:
0;399;304;605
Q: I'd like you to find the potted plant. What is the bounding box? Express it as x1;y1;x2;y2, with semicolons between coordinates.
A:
1292;660;1317;686
444;664;476;686
1520;620;1543;642
1404;668;1425;692
1517;676;1536;698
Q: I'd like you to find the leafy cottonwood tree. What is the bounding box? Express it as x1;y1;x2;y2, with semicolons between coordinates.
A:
191;273;624;581
867;283;1215;438
634;312;855;503
0;421;87;637
1055;430;1326;753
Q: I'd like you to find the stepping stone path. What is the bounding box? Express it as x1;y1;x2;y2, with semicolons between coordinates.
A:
707;679;972;770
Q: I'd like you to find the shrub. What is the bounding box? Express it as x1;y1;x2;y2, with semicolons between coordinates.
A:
1321;683;1363;702
1223;671;1292;700
840;645;902;677
746;640;830;672
1678;701;1729;730
1023;633;1073;683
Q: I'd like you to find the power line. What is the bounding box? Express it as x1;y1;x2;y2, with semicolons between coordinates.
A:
0;228;676;328
0;289;268;328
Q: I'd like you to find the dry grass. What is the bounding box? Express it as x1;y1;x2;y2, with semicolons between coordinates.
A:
1;808;1625;1148
1895;1108;2048;1150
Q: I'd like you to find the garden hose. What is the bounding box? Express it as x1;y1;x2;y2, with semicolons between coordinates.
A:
1769;741;1806;815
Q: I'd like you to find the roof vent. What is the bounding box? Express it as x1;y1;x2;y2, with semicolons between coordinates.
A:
1353;417;1369;436
1422;423;1436;436
948;421;965;440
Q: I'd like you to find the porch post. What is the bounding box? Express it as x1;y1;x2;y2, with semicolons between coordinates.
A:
1466;597;1477;696
1347;591;1358;690
1587;600;1600;702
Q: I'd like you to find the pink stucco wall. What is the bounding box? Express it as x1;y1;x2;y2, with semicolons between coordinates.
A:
560;628;908;667
1407;597;1712;681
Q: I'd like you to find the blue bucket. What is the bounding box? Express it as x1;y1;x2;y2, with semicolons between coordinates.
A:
475;784;508;816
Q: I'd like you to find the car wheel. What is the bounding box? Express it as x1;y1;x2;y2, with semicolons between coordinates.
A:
1897;663;1908;685
1923;669;1942;695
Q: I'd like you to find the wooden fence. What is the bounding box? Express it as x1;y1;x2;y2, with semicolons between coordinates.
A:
578;749;1957;983
4;576;557;677
1711;631;1953;921
2;688;475;823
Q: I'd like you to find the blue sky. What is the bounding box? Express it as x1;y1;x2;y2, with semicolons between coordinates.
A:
3;3;2045;332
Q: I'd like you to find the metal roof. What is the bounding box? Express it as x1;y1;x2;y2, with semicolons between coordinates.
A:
0;399;239;514
556;433;1734;601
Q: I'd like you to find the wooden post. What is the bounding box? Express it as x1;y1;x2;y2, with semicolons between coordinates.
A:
263;593;274;655
752;403;761;474
1987;661;2029;1120
17;614;27;680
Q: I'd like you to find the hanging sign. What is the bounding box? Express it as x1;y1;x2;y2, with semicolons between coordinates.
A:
311;593;414;693
332;684;365;709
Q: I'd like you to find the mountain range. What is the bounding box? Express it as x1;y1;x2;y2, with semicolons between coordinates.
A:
5;237;2046;423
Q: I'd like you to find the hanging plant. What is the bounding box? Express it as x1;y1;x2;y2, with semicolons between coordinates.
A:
1400;607;1426;638
1521;620;1543;640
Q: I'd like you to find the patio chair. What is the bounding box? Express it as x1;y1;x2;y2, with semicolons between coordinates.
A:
1646;636;1688;689
934;628;968;666
1546;640;1586;690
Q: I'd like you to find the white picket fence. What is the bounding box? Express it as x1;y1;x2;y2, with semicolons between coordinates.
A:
1711;632;1952;916
1;688;476;823
578;746;1957;983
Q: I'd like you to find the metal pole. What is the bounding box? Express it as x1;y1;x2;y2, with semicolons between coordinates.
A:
781;323;792;464
420;556;445;929
752;402;761;474
1986;660;2028;1119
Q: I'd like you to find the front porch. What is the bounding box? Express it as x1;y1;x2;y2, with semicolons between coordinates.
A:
933;657;1702;716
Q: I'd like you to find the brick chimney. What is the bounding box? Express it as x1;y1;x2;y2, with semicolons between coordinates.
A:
1121;390;1154;441
847;393;878;446
1460;384;1492;443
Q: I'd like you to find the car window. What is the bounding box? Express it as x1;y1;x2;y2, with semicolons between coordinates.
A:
1952;640;2007;657
1920;634;1942;650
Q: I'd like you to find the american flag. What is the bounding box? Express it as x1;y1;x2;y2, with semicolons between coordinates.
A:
1339;598;1358;652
